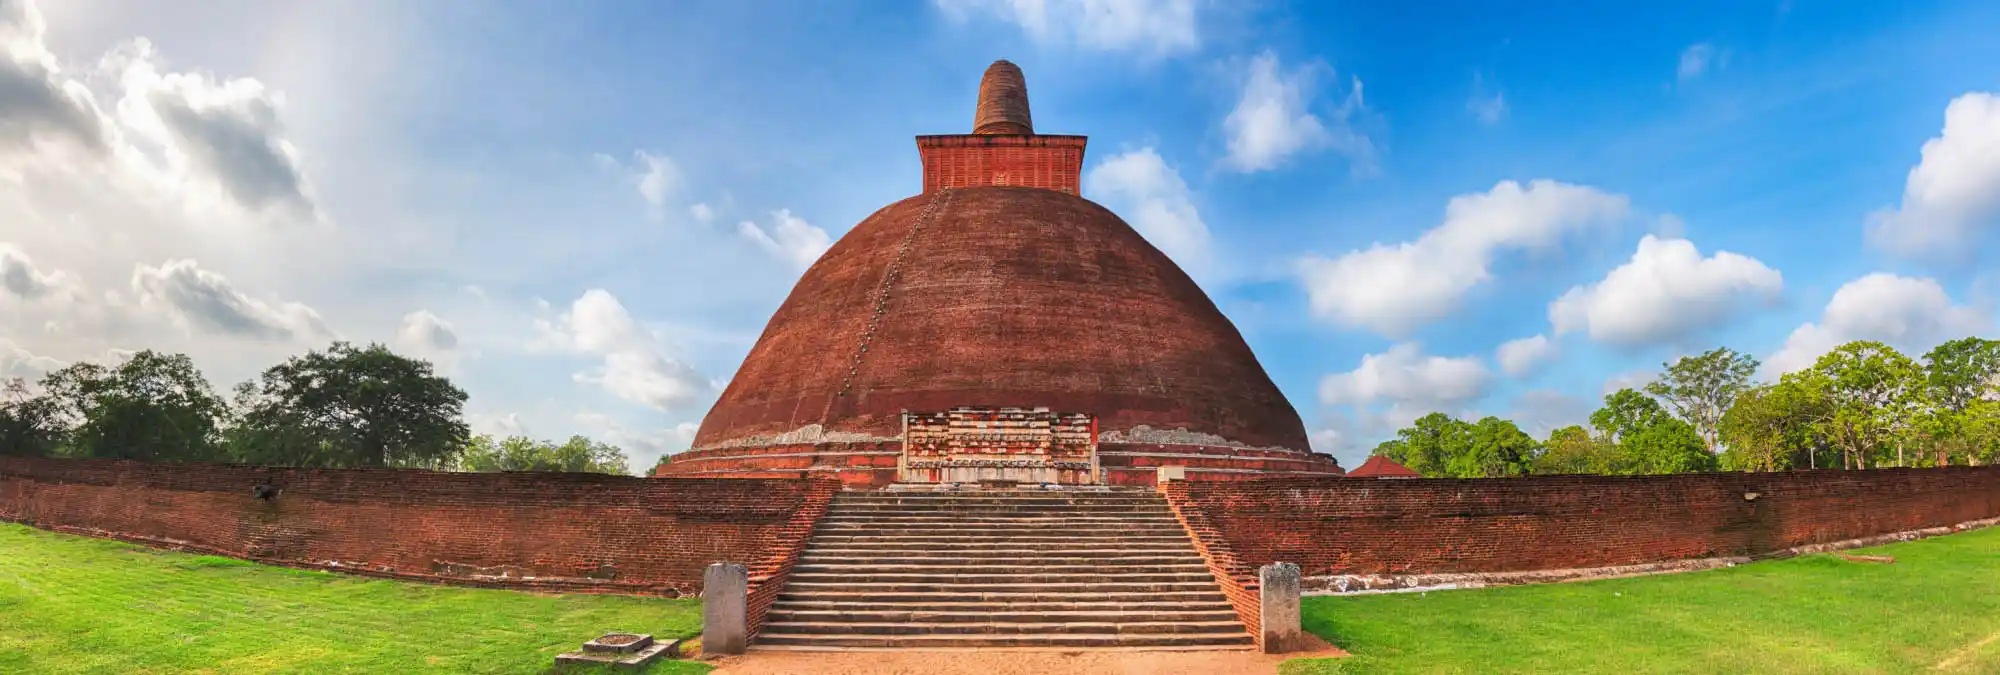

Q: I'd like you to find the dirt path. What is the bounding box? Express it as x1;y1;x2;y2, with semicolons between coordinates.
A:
1934;629;2000;672
704;640;1347;675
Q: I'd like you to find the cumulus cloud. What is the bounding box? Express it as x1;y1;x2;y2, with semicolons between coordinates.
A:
0;337;62;382
738;208;832;269
0;0;109;156
1222;51;1372;174
396;310;457;351
1507;389;1592;437
1319;342;1492;407
1299;180;1630;336
577;411;700;472
1866;92;2000;257
934;0;1198;56
1548;235;1783;346
1084;147;1210;271
536;289;710;411
1677;43;1721;82
1764;273;1991;376
130;259;332;342
1602;369;1659;397
633;150;681;217
689;202;714;224
0;243;77;301
1496;334;1558;377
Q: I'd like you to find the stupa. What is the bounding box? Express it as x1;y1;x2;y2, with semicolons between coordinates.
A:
657;60;1343;486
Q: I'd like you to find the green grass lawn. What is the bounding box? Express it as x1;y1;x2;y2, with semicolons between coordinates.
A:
0;523;710;675
1283;525;2000;674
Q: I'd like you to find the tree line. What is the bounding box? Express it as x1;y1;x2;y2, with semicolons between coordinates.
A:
1373;338;2000;478
0;342;631;475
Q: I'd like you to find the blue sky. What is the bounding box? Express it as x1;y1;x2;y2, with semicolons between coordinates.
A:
3;0;1998;469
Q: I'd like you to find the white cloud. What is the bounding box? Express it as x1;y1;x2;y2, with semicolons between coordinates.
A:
1765;273;1991;376
1083;147;1210;273
1677;43;1721;82
536;289;710;411
1865;92;2000;256
1222;51;1371;174
396;310;457;352
0;0;110;157
0;337;62;382
1602;369;1659;397
1468;72;1506;125
689;202;714;224
0;243;79;301
737;208;831;269
577;412;700;473
1299;180;1630;336
131;259;332;342
1507;389;1592;437
934;0;1198;56
1549;235;1783;346
470;411;527;438
633;150;680;218
1319;342;1492;407
1496;334;1558;377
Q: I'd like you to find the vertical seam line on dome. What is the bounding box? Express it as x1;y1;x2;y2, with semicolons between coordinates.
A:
823;189;955;419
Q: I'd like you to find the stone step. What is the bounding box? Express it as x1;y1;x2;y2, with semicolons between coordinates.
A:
751;632;1256;649
792;563;1212;575
797;554;1206;566
834;495;1163;503
812;526;1190;538
748;644;1252;653
817;515;1185;525
807;534;1192;545
767;609;1242;624
776;590;1230;604
783;580;1224;594
826;504;1175;514
802;543;1202;555
788;571;1218;585
760;620;1248;636
772;599;1236;613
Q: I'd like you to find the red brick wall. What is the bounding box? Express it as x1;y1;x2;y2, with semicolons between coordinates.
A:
1167;467;2000;579
0;456;831;597
1158;481;1264;644
743;477;840;639
917;135;1085;194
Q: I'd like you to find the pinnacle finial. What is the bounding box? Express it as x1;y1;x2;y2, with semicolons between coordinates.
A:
973;60;1033;135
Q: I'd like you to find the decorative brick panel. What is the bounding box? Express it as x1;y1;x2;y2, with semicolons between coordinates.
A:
0;456;827;597
917;135;1086;195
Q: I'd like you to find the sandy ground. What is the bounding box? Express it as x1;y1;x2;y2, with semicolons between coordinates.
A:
700;638;1347;675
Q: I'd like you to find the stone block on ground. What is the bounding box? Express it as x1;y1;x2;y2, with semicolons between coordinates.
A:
1260;561;1302;654
703;562;749;655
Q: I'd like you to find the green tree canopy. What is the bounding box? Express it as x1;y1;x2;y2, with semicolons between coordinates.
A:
1921;337;2000;413
1452;417;1537;478
1646;347;1759;452
231;342;469;469
1796;341;1924;469
1534;425;1616;475
459;434;631;475
32;351;230;462
0;378;63;457
1373;412;1473;477
1718;382;1829;472
1589;388;1675;443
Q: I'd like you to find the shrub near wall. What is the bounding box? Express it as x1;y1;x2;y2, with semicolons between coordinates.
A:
0;456;836;597
1166;467;2000;581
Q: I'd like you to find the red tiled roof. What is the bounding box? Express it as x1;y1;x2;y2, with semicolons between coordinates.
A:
1347;455;1422;478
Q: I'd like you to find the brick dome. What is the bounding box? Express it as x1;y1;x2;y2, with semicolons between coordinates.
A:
692;185;1311;451
663;60;1338;485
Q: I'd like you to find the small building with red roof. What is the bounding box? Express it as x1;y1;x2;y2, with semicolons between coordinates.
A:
1347;455;1422;478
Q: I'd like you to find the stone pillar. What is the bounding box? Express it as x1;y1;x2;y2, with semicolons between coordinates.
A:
1156;465;1186;482
1259;562;1302;654
702;562;748;655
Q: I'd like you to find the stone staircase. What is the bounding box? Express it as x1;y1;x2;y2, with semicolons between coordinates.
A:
756;486;1254;650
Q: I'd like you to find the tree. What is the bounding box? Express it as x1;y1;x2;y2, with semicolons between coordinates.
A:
460;434;631;475
1534;425;1616;475
33;352;230;462
231;342;469;468
1451;417;1537;478
1922;337;2000;413
1622;418;1716;474
0;378;62;457
1798;341;1923;469
1373;413;1474;477
1719;382;1828;472
1961;399;2000;465
1646;348;1759;453
1589;389;1675;444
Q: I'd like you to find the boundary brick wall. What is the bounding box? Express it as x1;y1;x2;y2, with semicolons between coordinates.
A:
1167;467;2000;581
0;456;837;597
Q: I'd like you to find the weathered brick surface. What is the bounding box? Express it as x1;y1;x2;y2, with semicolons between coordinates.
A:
743;477;839;638
691;186;1312;454
1159;480;1263;642
1167;468;2000;578
0;456;829;596
917;136;1085;194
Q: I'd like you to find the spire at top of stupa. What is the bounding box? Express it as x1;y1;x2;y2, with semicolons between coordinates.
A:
972;60;1033;135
